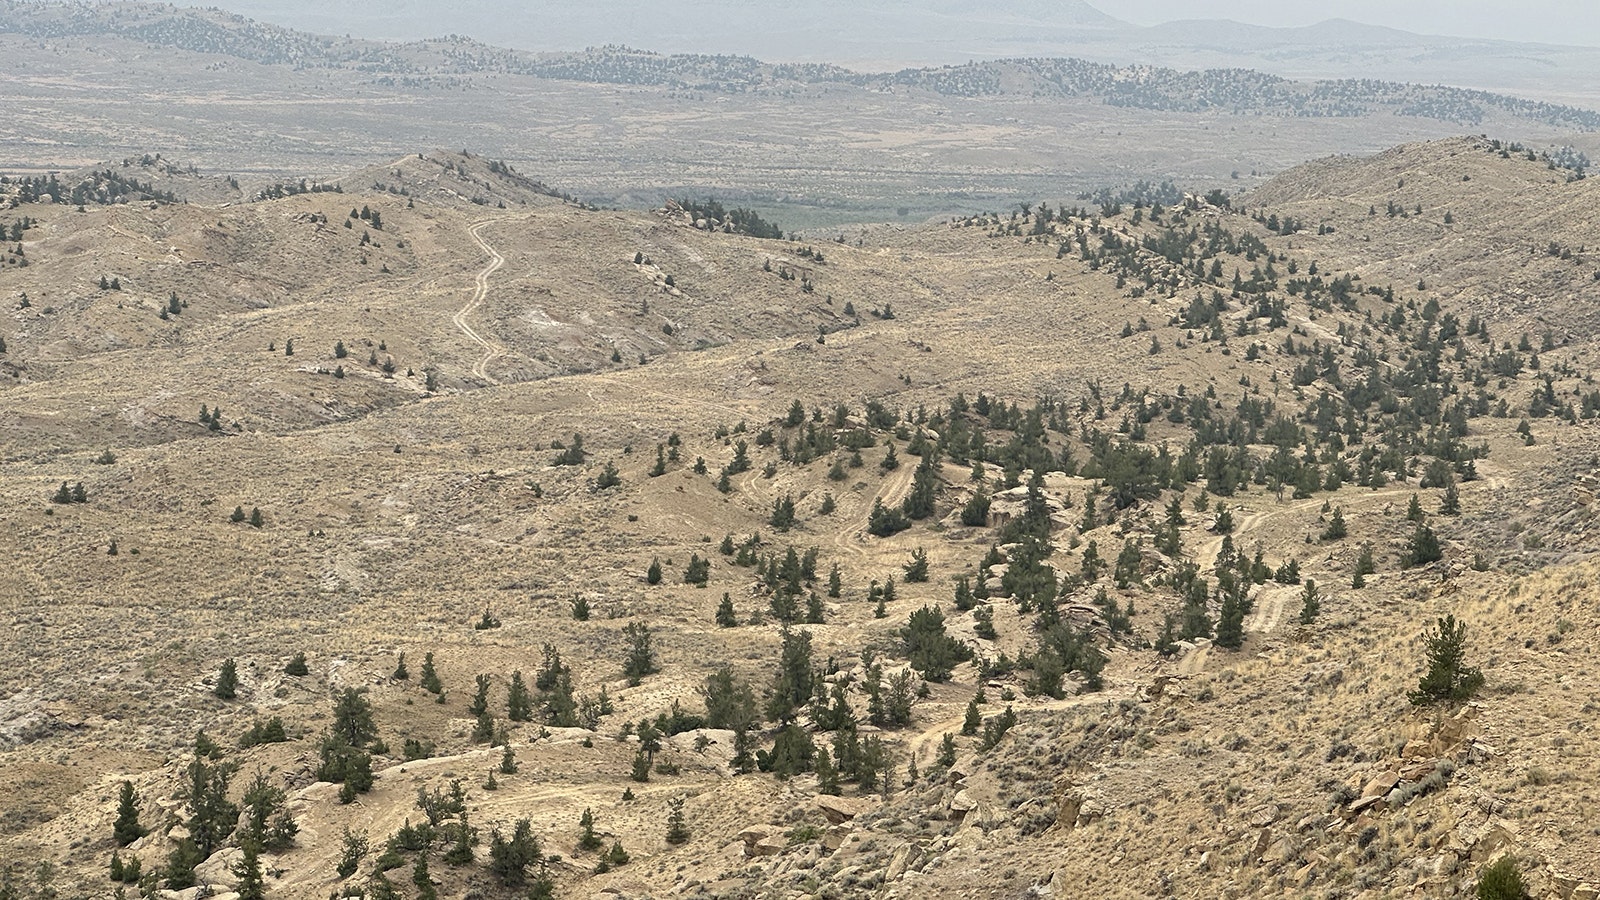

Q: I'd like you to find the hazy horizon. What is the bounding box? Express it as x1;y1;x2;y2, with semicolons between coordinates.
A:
1112;0;1598;47
148;0;1599;52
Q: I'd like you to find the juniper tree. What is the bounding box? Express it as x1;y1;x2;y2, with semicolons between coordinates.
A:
622;622;657;685
213;659;238;699
284;652;309;676
902;606;969;682
902;547;930;582
683;553;710;585
1321;506;1347;540
1215;592;1245;648
664;798;690;844
113;781;145;847
1405;523;1443;567
1298;579;1320;624
332;688;377;747
487;819;541;887
961;695;982;735
578;808;603;852
419;652;444;695
715;592;738;627
469;675;491;716
233;841;265;900
1409;615;1484;705
506;671;533;721
766;626;813;722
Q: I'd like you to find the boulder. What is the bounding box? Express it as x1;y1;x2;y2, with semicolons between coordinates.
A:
193;847;243;888
1347;795;1384;815
815;795;875;825
884;843;926;881
823;823;852;852
1361;771;1401;798
950;789;978;814
1248;804;1280;827
749;836;786;857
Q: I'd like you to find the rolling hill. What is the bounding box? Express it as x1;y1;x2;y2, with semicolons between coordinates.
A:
2;135;1600;899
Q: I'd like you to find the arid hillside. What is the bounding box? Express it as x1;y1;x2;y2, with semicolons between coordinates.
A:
1;137;1599;900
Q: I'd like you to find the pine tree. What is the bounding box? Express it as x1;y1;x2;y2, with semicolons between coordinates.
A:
393;652;409;680
1321;506;1347;540
506;671;533;721
213;659;238;699
646;558;662;585
936;733;957;768
500;743;518;774
664;797;690;844
469;674;491;716
1441;481;1461;515
1298;579;1320;624
715;592;738;627
411;853;436;900
284;652;309;676
232;841;265;900
420;652;443;694
471;710;495;742
578;808;603;852
805;591;825;624
1215;591;1245;648
331;687;377;747
1405;523;1443;567
443;811;475;865
248;507;263;528
902;547;930;582
571;594;591;620
1406;492;1425;522
1409;615;1484;705
622;622;657;685
961;695;982;735
113;781;145;847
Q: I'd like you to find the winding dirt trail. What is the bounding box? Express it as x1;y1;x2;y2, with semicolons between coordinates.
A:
830;464;917;560
453;219;508;385
904;684;1132;769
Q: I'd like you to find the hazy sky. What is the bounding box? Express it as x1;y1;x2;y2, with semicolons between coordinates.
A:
1110;0;1599;46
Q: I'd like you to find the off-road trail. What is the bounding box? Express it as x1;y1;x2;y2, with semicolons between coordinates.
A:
454;219;508;384
831;464;917;560
905;682;1133;769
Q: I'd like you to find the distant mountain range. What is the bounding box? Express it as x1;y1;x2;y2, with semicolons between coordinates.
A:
135;0;1600;103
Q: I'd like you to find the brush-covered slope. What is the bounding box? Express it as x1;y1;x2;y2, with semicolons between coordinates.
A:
2;139;1599;900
